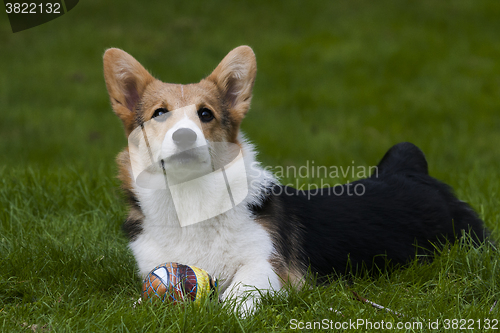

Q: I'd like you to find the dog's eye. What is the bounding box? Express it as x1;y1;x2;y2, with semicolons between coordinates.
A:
152;108;168;119
198;108;214;123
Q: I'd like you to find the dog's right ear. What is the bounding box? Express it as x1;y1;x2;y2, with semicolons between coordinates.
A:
103;48;156;135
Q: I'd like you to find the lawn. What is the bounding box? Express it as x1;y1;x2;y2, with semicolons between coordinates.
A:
1;0;500;331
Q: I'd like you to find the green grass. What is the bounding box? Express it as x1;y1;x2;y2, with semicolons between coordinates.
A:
1;0;500;331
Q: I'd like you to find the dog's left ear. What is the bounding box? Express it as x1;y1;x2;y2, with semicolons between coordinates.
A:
207;46;257;122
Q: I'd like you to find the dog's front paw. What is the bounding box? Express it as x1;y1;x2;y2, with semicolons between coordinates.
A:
222;262;281;317
234;294;258;318
222;285;261;317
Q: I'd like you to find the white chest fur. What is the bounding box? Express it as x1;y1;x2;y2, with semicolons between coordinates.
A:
129;190;274;290
128;137;280;294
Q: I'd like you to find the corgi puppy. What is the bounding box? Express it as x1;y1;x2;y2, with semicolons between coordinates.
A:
103;45;487;314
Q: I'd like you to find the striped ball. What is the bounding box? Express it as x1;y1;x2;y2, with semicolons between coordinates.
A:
142;262;216;303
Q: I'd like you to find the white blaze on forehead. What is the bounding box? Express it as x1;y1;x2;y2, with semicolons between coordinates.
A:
162;104;200;128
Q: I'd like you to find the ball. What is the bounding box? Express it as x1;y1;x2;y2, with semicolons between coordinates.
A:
142;262;216;303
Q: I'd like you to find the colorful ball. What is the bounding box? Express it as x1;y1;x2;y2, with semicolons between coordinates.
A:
142;262;216;303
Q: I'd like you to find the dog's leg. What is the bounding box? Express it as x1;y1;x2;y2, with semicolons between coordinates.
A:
222;260;281;316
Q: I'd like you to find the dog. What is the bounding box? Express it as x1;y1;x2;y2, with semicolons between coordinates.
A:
103;45;487;314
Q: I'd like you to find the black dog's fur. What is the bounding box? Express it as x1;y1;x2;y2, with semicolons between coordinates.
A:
252;142;487;278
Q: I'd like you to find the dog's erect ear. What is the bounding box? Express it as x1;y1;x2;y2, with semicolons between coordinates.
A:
103;48;156;135
207;46;257;122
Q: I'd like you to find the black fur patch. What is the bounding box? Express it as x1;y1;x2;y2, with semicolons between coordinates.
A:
124;188;141;210
251;142;488;278
121;188;144;241
122;217;143;242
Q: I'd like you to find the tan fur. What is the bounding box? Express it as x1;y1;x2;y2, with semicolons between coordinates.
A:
116;150;133;195
103;46;257;142
206;46;257;127
103;49;157;136
258;212;308;287
270;257;307;288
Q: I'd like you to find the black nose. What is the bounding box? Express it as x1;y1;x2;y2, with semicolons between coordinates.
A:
172;128;197;148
